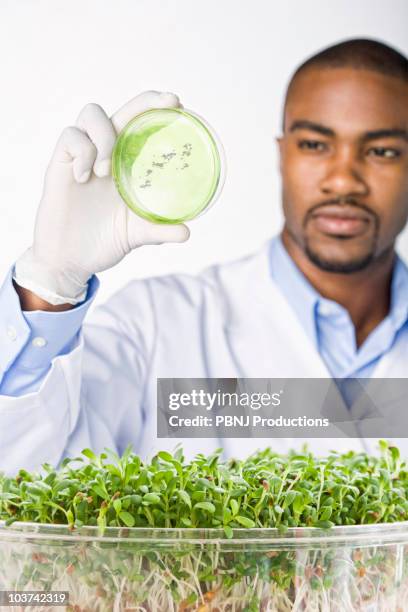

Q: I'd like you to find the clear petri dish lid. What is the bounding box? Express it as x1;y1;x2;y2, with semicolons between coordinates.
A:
112;107;226;224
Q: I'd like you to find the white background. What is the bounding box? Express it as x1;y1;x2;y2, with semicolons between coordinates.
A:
1;0;407;305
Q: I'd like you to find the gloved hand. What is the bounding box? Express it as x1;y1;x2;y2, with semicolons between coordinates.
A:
14;91;190;305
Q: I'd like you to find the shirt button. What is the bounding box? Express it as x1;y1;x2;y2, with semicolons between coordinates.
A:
318;302;334;317
6;325;17;341
32;336;47;348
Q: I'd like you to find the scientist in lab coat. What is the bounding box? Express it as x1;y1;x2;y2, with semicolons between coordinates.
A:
1;38;408;474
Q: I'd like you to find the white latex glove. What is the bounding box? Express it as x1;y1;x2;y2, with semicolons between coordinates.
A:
14;91;190;305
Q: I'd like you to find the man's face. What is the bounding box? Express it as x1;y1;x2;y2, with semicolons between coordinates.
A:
278;67;408;273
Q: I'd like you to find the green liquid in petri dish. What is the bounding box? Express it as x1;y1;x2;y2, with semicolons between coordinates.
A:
112;108;224;224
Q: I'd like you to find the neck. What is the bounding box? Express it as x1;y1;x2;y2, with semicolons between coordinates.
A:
281;228;395;347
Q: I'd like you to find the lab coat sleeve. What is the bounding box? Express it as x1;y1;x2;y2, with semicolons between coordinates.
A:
0;276;155;476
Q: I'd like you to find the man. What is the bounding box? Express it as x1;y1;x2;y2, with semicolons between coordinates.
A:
1;38;407;474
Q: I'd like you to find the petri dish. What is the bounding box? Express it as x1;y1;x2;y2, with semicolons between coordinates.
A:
112;108;225;224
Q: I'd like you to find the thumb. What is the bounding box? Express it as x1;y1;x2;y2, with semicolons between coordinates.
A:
127;213;190;249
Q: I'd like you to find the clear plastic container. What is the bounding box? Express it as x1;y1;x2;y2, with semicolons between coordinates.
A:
1;521;408;611
112;108;226;224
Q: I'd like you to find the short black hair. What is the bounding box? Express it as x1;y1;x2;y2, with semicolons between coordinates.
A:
293;38;407;81
283;38;408;129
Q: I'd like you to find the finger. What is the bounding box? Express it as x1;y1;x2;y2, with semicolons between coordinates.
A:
143;222;190;245
76;103;116;177
127;213;190;249
111;91;181;133
53;126;97;183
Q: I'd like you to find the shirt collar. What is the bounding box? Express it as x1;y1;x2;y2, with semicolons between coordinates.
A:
388;255;408;330
269;235;408;345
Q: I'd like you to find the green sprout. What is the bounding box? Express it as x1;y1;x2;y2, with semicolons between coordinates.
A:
1;441;408;534
0;441;408;611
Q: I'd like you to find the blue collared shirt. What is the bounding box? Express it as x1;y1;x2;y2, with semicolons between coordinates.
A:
1;237;408;397
269;237;408;404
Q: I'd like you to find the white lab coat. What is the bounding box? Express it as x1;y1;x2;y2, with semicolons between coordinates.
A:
1;241;407;474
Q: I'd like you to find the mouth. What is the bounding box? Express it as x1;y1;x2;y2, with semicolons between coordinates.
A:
309;205;372;238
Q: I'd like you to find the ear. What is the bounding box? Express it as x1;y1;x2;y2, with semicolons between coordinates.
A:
276;135;285;172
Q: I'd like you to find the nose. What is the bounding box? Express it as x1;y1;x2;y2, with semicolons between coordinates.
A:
320;149;369;198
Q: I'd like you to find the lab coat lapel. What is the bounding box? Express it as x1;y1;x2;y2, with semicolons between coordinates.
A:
224;243;333;378
219;244;362;456
349;334;408;451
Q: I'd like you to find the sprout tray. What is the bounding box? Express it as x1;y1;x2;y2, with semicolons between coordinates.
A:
1;521;408;611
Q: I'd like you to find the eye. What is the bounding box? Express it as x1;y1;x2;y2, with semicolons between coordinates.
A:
298;139;328;152
367;147;401;159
